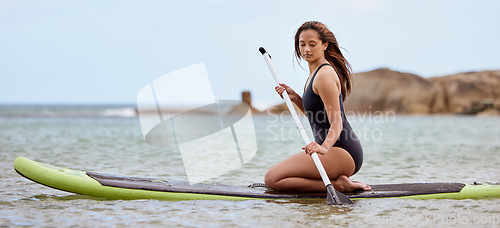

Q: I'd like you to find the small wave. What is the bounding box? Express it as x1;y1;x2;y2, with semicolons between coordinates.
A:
102;108;137;117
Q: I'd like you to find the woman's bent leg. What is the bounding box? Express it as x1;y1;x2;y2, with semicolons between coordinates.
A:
264;147;369;192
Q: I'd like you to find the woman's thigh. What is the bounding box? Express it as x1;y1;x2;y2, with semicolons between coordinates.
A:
266;147;356;181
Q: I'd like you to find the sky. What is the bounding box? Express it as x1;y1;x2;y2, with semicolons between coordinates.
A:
1;0;499;109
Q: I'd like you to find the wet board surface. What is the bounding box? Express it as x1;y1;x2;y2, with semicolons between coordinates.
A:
86;172;466;199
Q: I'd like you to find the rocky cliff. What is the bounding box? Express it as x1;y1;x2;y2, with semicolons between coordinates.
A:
344;68;442;114
266;68;500;115
428;71;500;114
343;69;500;115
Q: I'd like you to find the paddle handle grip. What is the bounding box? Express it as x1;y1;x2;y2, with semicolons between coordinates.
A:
259;47;332;187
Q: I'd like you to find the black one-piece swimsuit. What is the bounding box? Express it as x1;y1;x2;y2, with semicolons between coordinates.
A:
302;63;363;174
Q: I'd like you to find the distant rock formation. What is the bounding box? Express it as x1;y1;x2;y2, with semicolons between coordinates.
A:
429;71;500;114
239;90;262;114
344;68;442;114
241;91;252;107
344;69;500;115
266;68;500;115
265;102;304;115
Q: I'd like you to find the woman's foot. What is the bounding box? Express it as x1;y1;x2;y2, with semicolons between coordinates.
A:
332;175;371;192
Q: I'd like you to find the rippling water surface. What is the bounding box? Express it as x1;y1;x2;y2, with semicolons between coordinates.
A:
1;106;499;227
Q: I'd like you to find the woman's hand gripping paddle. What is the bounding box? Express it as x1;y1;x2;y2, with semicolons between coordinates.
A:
259;47;353;205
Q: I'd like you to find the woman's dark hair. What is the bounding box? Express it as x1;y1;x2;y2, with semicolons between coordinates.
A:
294;21;352;100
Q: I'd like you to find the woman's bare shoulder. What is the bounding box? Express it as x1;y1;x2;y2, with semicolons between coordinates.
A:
315;66;340;86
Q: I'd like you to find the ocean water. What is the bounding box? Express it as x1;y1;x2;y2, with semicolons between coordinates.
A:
1;105;499;227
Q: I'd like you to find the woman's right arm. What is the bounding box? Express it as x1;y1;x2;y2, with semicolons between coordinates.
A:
275;83;306;114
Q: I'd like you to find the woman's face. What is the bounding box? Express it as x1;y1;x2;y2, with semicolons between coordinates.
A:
299;29;328;63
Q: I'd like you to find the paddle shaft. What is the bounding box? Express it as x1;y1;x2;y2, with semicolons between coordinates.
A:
259;48;334;189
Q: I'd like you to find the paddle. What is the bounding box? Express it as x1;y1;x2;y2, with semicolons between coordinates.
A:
259;47;353;205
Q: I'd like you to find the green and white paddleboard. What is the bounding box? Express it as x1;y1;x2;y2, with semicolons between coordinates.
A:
14;157;500;201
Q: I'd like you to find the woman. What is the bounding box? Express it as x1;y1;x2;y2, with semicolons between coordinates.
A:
265;21;370;192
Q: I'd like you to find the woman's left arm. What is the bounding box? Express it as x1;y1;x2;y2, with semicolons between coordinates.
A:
317;69;343;148
302;69;343;155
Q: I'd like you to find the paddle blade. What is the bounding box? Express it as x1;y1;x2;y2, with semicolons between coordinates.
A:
326;184;354;205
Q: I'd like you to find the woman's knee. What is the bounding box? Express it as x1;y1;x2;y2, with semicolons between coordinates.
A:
265;167;295;191
264;168;278;189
